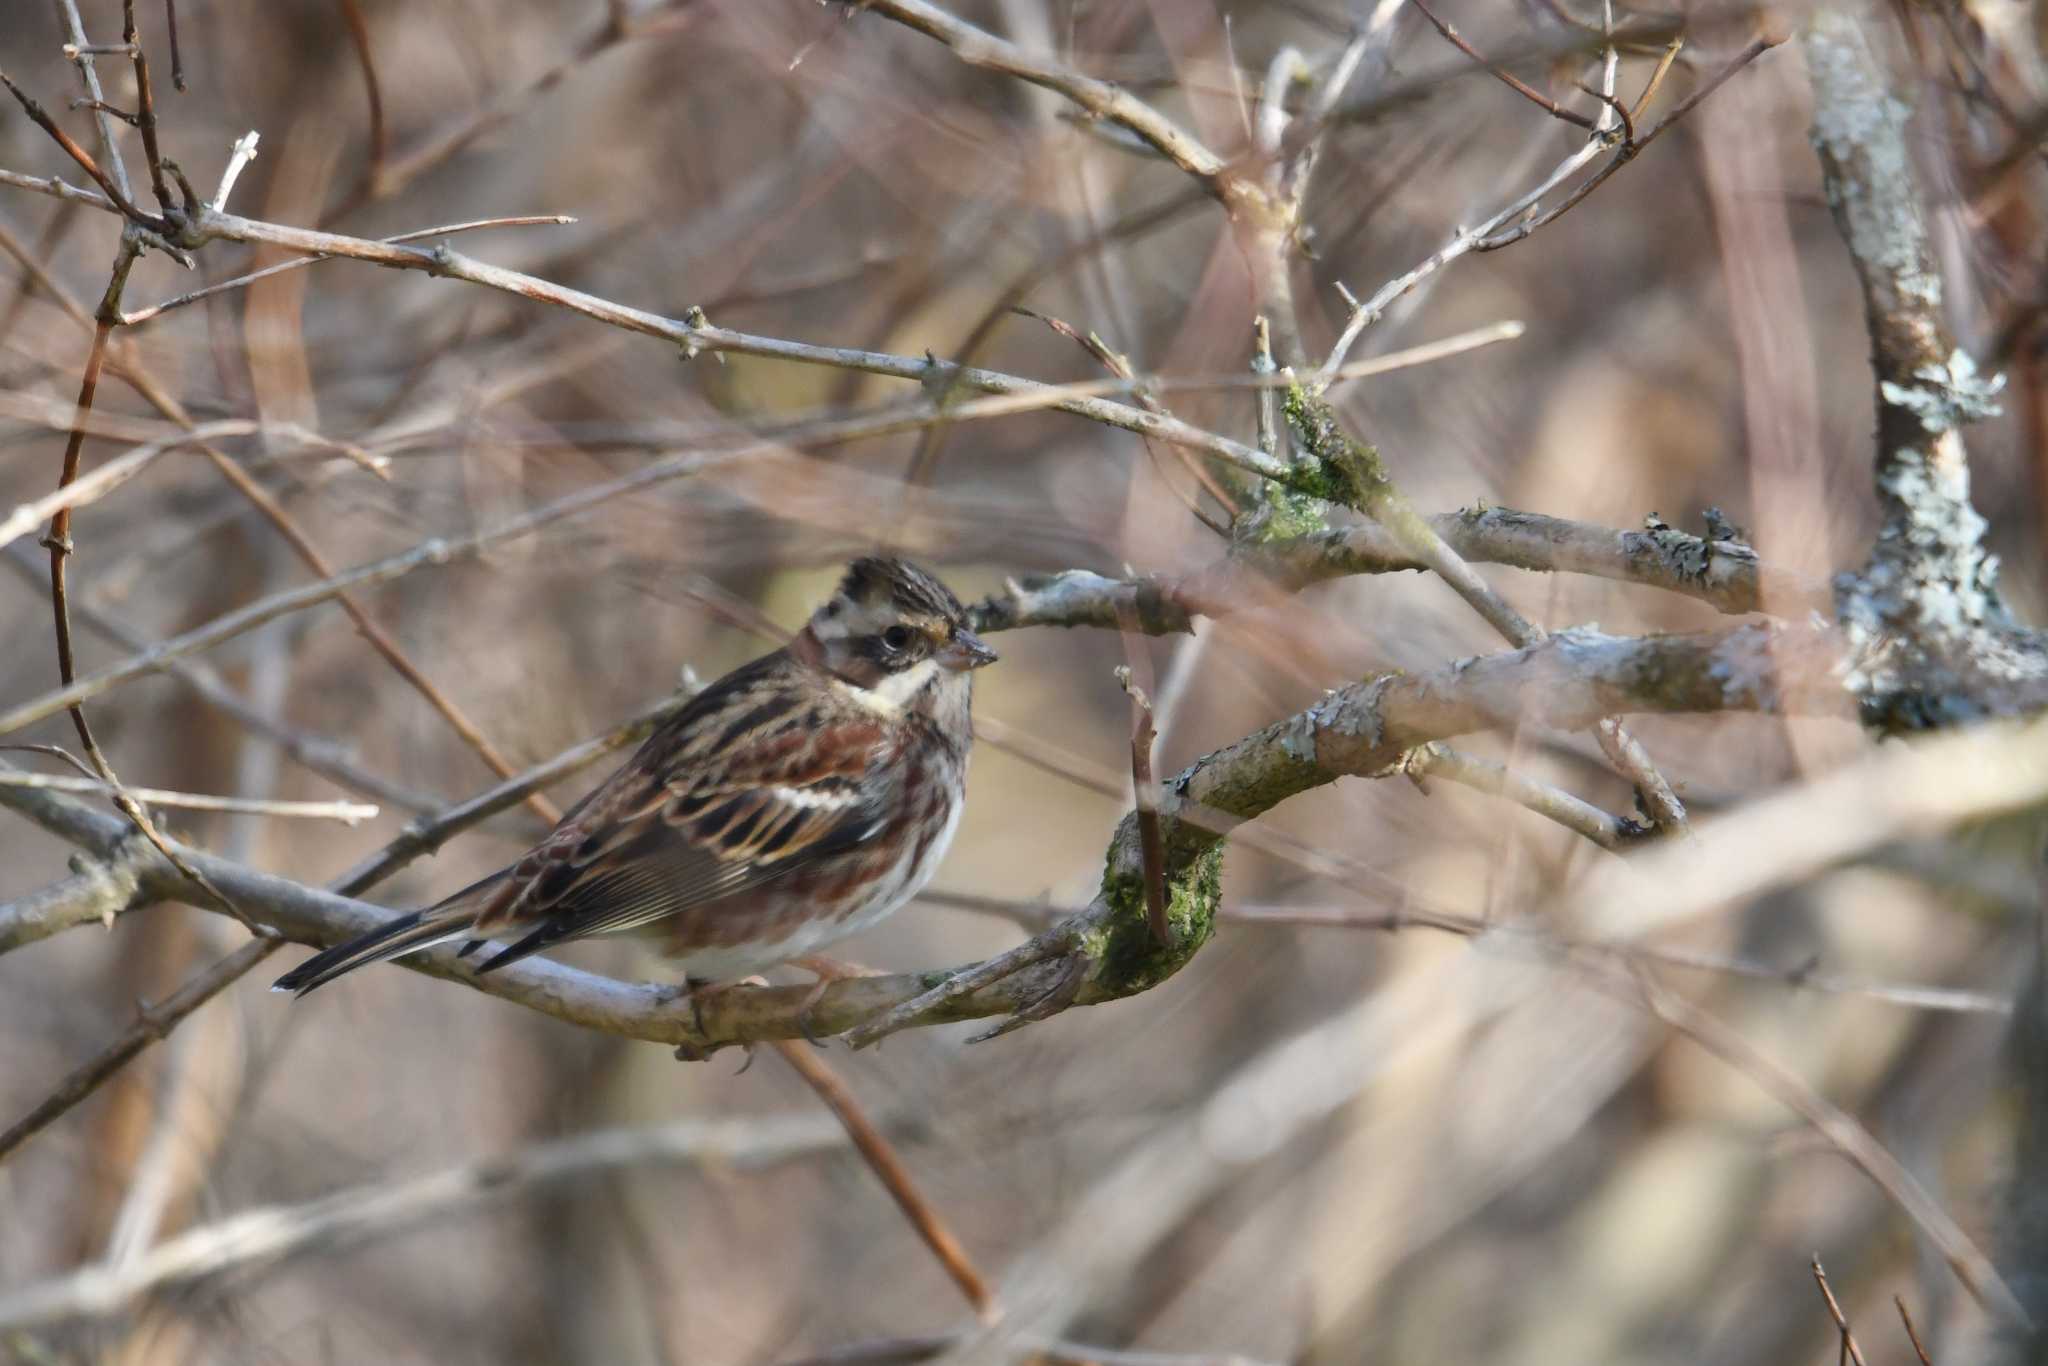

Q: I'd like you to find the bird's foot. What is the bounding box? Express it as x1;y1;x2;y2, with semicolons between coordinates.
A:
670;974;768;1062
790;955;886;1046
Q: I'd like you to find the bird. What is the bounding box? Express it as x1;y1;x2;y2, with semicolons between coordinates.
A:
273;556;996;997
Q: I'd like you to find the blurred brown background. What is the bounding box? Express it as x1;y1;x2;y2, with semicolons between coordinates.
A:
1;1;2045;1362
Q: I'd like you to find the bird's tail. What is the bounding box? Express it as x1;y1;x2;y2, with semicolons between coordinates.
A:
271;873;507;997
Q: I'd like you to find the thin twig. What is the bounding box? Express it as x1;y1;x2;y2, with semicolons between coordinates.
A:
1009;306;1234;528
1643;977;2027;1324
1630;36;1684;122
0;1114;849;1328
1895;1294;1934;1366
1115;665;1171;945
120;212;572;325
771;1043;996;1321
855;0;1228;193
1407;0;1598;130
209;129;259;212
840;918;1090;1051
0;71;148;224
1474;30;1783;252
0;770;377;823
1401;741;1638;851
35;237;260;930
1285;386;1689;833
328;0;699;218
0;936;279;1166
9;222;567;826
162;0;183;90
119;0;171;211
1318;29;1778;377
1811;1257;1870;1366
334;0;387;194
0;418;276;552
1;543;446;818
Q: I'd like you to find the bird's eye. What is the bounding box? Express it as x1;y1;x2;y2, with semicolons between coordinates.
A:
882;625;913;651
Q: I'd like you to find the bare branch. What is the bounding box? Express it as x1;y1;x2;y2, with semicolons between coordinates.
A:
1284;386;1689;832
970;504;1821;638
0;936;279;1167
1407;0;1600;131
771;1043;996;1321
119;211;572;325
0;844;151;953
1811;1256;1872;1365
0;1114;849;1330
1400;741;1638;851
0;769;376;823
0;622;1867;1059
855;0;1229;193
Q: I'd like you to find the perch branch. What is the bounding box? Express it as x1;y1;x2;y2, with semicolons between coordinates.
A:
0;622;1862;1060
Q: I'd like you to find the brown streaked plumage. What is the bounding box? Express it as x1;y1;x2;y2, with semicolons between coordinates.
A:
273;557;994;996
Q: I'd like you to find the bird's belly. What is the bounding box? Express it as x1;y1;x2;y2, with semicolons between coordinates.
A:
661;778;966;980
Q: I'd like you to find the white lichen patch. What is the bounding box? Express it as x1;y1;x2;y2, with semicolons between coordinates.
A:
1879;348;2006;433
1705;622;1784;711
1802;14;1944;310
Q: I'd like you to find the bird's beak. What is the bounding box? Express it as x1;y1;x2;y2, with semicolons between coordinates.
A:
938;629;999;672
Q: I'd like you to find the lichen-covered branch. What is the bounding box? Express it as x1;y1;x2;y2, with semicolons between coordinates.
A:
1803;10;2048;727
1281;384;1691;832
968;504;1823;638
0;623;1861;1056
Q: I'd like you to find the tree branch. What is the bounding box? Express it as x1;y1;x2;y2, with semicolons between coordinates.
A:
0;1113;850;1330
1803;10;2048;727
853;0;1229;194
968;503;1824;637
0;622;1866;1058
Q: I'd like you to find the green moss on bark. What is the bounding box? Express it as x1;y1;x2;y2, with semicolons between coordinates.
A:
1092;842;1224;998
1282;385;1393;511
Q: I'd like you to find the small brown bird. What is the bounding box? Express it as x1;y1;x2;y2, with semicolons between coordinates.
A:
273;557;995;996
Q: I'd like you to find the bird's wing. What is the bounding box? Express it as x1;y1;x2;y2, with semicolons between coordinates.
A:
471;653;893;971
